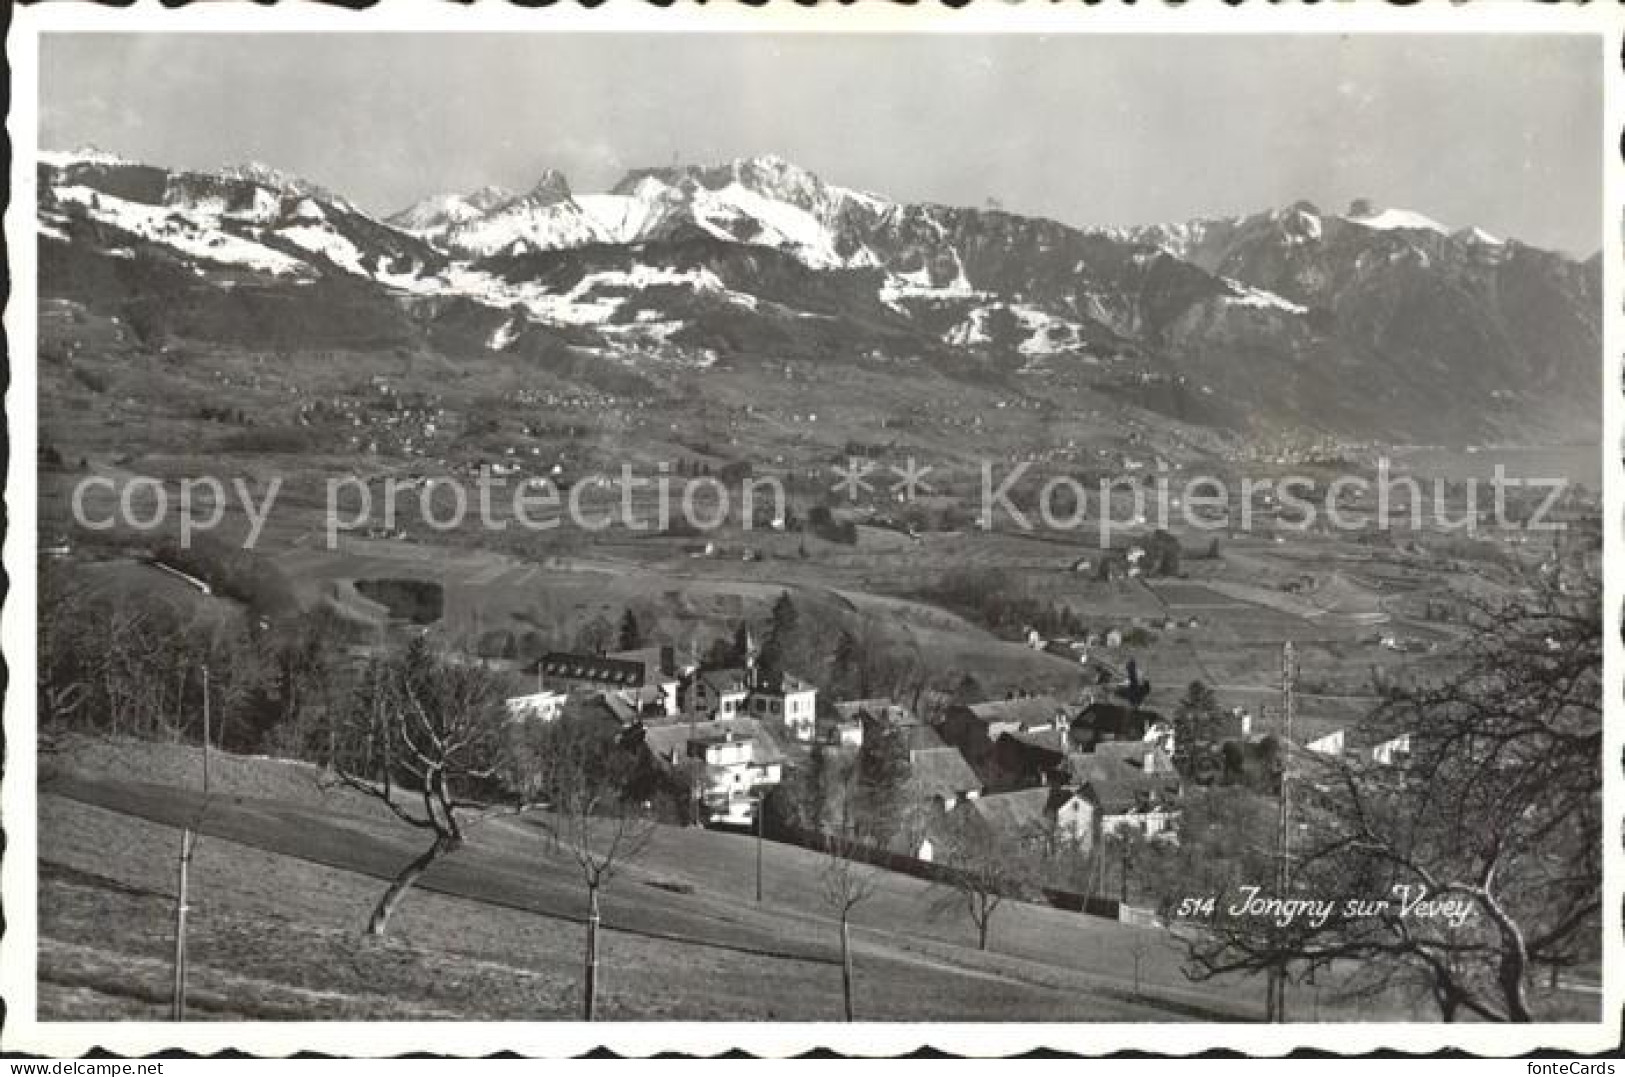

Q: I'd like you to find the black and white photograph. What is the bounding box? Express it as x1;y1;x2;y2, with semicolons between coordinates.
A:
4;2;1619;1060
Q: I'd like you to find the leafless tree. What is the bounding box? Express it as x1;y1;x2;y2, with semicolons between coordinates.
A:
334;638;536;936
926;808;1040;950
39;561;97;743
519;713;656;1021
1128;930;1154;998
266;606;349;763
816;754;885;1021
1164;580;1600;1022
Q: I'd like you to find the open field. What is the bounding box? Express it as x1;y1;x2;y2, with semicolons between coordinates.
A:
39;739;1297;1023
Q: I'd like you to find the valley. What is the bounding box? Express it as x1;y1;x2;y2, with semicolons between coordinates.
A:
32;144;1604;1027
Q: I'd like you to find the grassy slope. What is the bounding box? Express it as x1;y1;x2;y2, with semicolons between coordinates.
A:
38;738;1277;1023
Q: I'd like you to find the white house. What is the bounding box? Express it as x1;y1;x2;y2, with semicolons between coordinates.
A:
1306;729;1346;756
750;673;819;741
1071;743;1183;846
504;688;568;723
641;718;785;826
1371;733;1412;765
685;632;819;741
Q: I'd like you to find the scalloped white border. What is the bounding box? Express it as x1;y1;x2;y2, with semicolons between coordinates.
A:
4;0;1620;1058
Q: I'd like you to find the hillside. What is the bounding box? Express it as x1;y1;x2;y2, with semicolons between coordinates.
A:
40;738;1284;1022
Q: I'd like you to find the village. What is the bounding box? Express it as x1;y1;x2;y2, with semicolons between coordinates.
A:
494;602;1418;912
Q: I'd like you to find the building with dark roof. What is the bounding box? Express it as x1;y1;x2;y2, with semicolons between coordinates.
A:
1068;742;1182;840
537;652;646;690
963;785;1092;848
987;726;1074;792
909;745;982;810
533;646;681;718
1071;702;1162;751
682;634;818;741
940;694;1072;764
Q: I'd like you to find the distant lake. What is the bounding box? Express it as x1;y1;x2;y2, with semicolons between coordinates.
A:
1389;444;1604;492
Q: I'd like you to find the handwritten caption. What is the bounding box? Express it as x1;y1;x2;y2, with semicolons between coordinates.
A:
1173;884;1475;929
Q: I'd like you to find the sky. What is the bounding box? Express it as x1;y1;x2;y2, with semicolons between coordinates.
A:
39;33;1605;255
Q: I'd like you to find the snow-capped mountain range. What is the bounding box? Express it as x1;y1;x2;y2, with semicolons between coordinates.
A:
36;146;1601;441
392;155;900;268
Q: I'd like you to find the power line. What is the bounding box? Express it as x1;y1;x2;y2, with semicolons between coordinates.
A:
1267;641;1296;1022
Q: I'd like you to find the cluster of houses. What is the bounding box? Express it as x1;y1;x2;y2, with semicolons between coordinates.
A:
505;631;825;826
500;621;1421;891
921;694;1185;859
502;627;1199;861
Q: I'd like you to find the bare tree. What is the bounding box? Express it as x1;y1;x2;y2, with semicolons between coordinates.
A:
266;606;349;763
926;809;1040;951
1162;580;1600;1022
334;638;534;936
39;560;96;743
521;713;656;1021
816;755;885;1021
1128;931;1154;998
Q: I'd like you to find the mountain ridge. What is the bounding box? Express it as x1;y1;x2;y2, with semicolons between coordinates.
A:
36;147;1601;444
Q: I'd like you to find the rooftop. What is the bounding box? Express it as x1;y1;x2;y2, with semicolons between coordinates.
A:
963;694;1070;728
696;667;750;695
1001;727;1069;755
909;746;981;800
833;698;914;725
608;645;677;682
900;723;949;753
1068;741;1176;784
1075;702;1162;738
967;786;1073;834
1081;776;1180;816
640;717;787;767
538;652;647;687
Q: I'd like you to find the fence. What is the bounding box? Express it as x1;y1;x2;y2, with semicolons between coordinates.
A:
764;821;1123;921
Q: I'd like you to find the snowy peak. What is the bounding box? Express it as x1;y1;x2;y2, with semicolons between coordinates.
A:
403;154;899;266
410;169;578;252
608;154;892;222
215;161;355;211
1276;202;1324;243
612;154;821;198
522;169;572;206
1343;199;1448;235
1121;197;1516;275
465;185;516;213
1452;224;1503;247
388;192;492;233
39;145;132;170
387;184;519;233
40;149;447;290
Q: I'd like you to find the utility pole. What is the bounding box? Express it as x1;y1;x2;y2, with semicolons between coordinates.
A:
171;827;192;1020
1267;641;1297;1022
583;884;600;1021
172;662;211;1021
201;663;211;795
755;793;764;904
